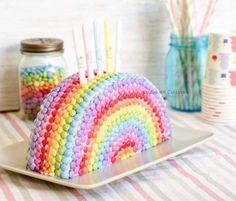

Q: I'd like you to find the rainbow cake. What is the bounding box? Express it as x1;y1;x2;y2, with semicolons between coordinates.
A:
27;72;171;179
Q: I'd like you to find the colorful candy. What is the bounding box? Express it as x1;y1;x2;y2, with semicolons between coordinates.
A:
27;72;171;179
20;65;65;120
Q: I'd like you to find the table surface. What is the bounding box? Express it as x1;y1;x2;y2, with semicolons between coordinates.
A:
0;110;235;201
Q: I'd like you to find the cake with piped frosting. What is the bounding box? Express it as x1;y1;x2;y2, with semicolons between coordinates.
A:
27;72;171;179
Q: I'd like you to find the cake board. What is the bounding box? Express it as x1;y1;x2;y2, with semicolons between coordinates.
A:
0;125;213;189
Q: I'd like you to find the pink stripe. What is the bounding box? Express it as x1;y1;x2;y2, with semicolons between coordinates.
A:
204;144;236;168
28;180;51;201
3;113;28;140
225;126;236;137
69;189;87;201
0;176;16;201
169;160;225;201
199;0;217;35
124;177;155;201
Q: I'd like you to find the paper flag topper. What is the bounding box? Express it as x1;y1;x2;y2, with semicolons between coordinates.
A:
229;71;236;86
230;37;236;52
219;53;230;70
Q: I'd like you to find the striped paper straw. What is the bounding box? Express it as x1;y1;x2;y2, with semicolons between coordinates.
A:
114;20;122;72
199;0;218;36
72;27;87;85
93;20;104;75
104;20;113;72
82;24;94;80
165;0;180;35
178;0;191;107
186;0;199;109
170;0;181;35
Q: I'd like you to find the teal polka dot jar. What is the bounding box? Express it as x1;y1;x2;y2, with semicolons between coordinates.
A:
19;38;67;120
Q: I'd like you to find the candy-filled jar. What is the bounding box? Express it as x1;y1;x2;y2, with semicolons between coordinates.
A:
19;38;66;120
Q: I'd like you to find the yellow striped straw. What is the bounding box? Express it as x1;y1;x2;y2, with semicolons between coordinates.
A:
104;20;113;72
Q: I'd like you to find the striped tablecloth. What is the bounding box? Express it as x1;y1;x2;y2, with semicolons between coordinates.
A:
0;110;235;201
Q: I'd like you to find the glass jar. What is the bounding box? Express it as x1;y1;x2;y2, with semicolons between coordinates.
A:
19;38;66;120
165;34;208;112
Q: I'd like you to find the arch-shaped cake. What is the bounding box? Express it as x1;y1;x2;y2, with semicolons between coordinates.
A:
27;72;171;179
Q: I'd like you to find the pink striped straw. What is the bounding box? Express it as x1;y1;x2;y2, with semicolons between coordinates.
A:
178;0;188;36
170;0;180;35
199;0;218;36
182;0;188;36
165;0;179;35
82;24;94;80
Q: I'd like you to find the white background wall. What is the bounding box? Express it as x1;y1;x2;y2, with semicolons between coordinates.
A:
0;0;236;110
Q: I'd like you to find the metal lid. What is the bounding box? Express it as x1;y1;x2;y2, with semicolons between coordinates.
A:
21;38;64;53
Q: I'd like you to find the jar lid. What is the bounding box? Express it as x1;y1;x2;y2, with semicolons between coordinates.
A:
21;38;64;53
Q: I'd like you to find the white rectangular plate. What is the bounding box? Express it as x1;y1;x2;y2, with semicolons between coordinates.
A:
0;126;213;189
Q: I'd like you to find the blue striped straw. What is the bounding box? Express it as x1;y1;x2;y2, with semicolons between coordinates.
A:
82;23;94;80
93;20;104;75
114;20;122;72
